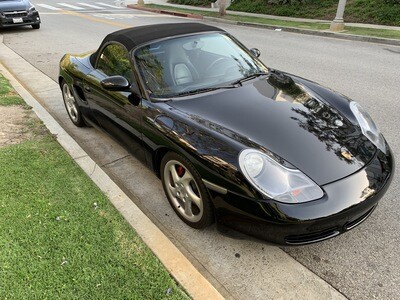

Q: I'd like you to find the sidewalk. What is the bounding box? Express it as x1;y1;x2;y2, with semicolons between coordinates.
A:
125;0;400;31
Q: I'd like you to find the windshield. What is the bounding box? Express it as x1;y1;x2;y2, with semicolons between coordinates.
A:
134;32;268;98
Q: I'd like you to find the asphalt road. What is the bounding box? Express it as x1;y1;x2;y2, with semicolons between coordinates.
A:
2;2;400;299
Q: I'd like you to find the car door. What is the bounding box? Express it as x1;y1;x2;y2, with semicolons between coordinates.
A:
83;42;146;163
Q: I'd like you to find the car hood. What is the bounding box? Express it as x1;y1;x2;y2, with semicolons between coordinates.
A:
0;0;29;11
167;71;376;185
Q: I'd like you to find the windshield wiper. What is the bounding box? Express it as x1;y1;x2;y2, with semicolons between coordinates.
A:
231;72;268;86
174;85;236;97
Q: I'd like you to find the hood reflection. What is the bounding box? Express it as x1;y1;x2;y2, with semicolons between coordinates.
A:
265;70;375;166
168;69;376;184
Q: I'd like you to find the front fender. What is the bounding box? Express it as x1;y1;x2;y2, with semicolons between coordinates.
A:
147;102;260;199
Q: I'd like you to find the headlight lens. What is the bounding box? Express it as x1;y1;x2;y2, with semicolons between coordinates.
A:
239;149;324;203
29;5;36;12
350;102;385;151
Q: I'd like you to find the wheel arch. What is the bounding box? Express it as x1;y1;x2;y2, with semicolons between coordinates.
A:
58;70;73;88
153;146;201;179
153;146;172;178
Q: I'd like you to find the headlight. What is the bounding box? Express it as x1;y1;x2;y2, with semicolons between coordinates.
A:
29;5;36;12
239;149;324;203
350;102;385;151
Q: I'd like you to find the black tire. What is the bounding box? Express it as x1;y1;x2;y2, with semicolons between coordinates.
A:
61;80;85;127
32;24;40;29
161;152;214;229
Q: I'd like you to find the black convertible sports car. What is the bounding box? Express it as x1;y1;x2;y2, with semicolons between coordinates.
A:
0;0;40;29
59;23;394;245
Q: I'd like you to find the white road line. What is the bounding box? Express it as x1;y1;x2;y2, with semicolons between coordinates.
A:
58;3;86;10
77;3;105;9
36;4;61;10
96;2;124;9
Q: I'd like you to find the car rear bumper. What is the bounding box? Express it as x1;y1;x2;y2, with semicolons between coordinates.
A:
0;11;40;28
212;146;394;245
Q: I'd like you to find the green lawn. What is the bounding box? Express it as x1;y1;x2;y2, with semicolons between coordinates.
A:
0;73;189;299
345;26;400;39
145;4;400;40
228;0;400;27
0;75;25;106
167;0;213;6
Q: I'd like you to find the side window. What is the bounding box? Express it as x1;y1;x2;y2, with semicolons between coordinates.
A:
97;43;133;81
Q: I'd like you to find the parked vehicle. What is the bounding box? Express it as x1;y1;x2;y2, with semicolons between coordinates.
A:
0;0;40;29
59;23;394;245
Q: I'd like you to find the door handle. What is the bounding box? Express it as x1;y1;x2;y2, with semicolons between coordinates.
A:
84;86;91;92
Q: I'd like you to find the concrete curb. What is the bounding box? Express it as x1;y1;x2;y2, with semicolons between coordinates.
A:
127;5;400;46
233;20;400;46
0;62;224;300
127;4;203;19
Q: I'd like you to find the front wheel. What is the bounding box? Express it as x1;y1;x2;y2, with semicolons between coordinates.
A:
61;80;85;127
161;152;214;229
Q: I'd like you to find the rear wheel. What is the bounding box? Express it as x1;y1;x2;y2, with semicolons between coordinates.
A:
161;152;214;229
32;24;40;29
61;80;85;127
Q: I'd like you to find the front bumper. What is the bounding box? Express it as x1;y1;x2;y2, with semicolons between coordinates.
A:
0;11;40;28
212;147;394;245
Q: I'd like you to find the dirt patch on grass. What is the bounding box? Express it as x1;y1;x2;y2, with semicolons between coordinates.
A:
0;106;35;147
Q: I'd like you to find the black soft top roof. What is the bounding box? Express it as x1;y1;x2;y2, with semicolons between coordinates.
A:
90;22;224;66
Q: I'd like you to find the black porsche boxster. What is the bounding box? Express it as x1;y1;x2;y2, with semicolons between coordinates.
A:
59;23;394;245
0;0;40;29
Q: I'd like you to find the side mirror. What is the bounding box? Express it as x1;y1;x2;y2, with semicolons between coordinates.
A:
128;90;141;106
250;48;261;58
101;76;130;91
128;81;141;106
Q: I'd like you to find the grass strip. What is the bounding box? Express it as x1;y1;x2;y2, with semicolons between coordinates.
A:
0;73;189;299
0;75;25;106
228;0;400;27
145;4;400;40
344;26;400;40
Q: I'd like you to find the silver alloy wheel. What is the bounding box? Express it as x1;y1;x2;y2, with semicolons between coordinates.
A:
62;83;78;122
164;160;203;222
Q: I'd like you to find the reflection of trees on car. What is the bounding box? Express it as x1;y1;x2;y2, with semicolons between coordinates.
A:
98;44;133;80
291;98;375;165
231;54;260;78
136;46;170;96
264;71;375;165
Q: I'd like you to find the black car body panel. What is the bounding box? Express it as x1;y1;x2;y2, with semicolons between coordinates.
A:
0;0;40;28
58;24;394;245
167;71;376;186
214;146;394;244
